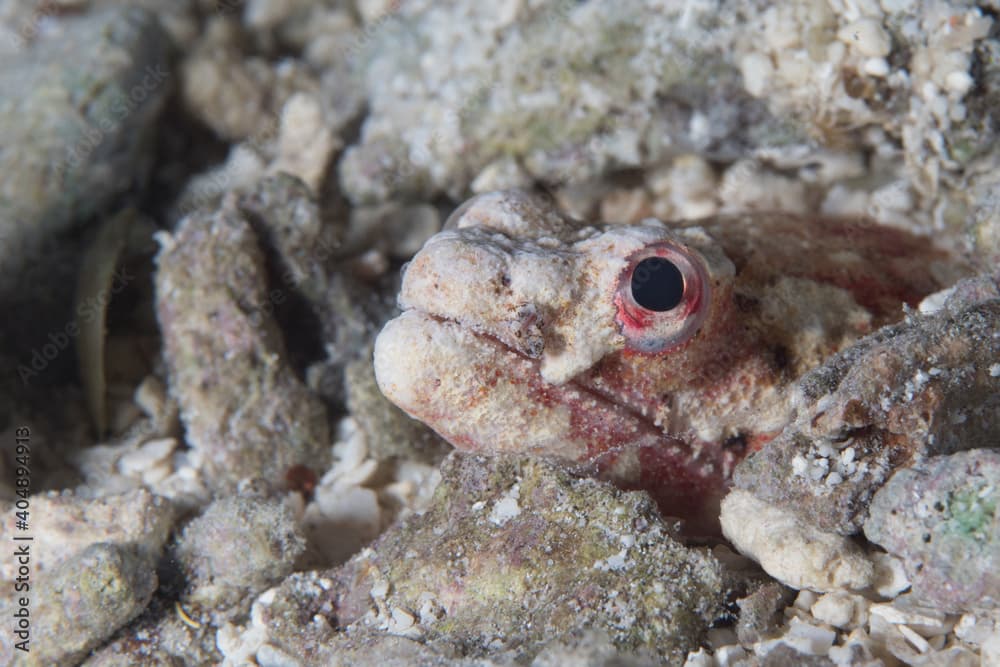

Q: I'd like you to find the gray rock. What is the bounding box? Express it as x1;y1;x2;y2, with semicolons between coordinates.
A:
235;174;341;307
735;277;1000;535
864;448;1000;613
234;175;450;463
339;0;782;203
155;202;331;491
0;489;174;580
257;627;664;667
0;542;157;667
0;6;171;383
736;582;797;646
251;453;726;665
175;491;306;605
86;488;307;666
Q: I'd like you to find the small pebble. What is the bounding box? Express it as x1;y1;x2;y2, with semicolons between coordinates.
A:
945;70;974;96
868;601;953;637
837;18;891;57
118;437;177;476
862;57;890;77
714;644;746;666
134;375;168;419
954;613;999;646
870;551;911;599
811;591;868;630
898;623;931;653
740;52;774;97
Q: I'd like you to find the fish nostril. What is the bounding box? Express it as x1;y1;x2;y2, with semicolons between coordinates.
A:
510;303;544;357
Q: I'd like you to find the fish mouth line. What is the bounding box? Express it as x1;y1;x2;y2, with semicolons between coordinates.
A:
410;307;675;458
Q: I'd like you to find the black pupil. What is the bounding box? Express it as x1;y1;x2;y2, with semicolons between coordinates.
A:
630;257;684;312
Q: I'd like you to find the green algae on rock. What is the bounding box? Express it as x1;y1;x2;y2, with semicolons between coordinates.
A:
239;454;726;665
155;202;331;491
0;490;174;665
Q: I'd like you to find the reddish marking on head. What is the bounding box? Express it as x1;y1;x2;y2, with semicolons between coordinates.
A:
745;431;775;453
613;291;653;330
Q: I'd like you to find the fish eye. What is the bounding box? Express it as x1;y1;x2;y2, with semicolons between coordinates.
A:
630;257;684;312
615;241;711;353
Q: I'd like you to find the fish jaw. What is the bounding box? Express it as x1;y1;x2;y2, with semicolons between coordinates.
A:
374;309;739;531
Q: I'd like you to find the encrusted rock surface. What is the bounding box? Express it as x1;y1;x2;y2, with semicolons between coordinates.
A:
0;5;172;388
234;175;449;463
155;202;331;491
0;5;171;274
85;484;307;666
0;489;173;580
1;543;157;667
224;454;727;665
734;275;1000;536
3;1;1000;664
339;0;782;203
736;582;798;646
340;0;999;239
865;448;1000;613
175;491;306;607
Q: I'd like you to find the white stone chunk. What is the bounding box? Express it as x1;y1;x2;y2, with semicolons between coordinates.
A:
868;600;954;636
118;437;178;476
740;53;774;98
811;591;869;629
954;612;999;646
794;590;819;611
897;623;930;653
720;490;874;591
785;617;836;655
863;57;890;77
683;648;716;667
870;551;911;598
714;644;747;667
838;18;892;57
983;631;1000;667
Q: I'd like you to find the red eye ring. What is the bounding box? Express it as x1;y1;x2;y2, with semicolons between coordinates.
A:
614;241;711;353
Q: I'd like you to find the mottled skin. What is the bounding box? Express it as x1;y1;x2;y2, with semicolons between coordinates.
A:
374;190;967;532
